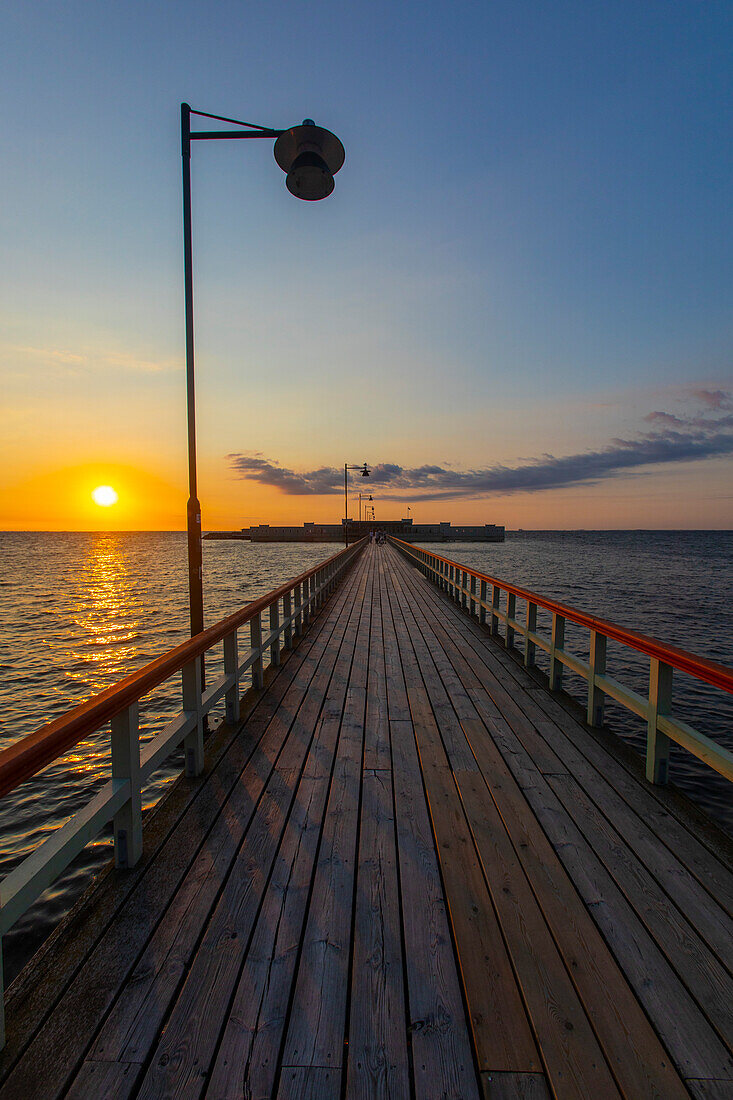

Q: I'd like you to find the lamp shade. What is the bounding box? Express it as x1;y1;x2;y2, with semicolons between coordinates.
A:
274;120;345;201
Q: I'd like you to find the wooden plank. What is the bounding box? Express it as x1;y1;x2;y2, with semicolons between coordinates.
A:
686;1081;733;1100
390;559;566;778
277;683;363;1073
388;549;733;1085
203;558;369;1100
547;773;733;1052
346;556;410;1097
394;553;733;970
397;617;480;774
386;563;623;1097
400;546;733;917
456;768;624;1099
134;558;372;1098
346;769;410;1099
381;563;411;726
64;1060;138;1100
0;570;364;1100
512;769;733;1079
480;1072;551;1099
279;558;374;1073
460;719;692;1100
383;566;541;1075
390;719;482;1100
207;771;331;1100
363;558;390;770
380;565;481;1098
277;1066;341;1099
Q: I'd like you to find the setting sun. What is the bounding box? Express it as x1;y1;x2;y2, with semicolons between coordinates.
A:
91;485;118;507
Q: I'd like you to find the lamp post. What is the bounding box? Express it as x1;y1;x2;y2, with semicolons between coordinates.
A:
343;462;370;546
180;103;345;660
359;492;373;522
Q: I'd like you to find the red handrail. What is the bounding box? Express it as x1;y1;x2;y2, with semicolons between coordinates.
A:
0;540;366;800
392;538;733;695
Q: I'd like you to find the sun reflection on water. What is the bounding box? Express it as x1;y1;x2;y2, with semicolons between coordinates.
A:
67;534;143;691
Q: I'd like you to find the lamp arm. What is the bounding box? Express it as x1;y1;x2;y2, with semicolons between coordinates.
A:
190;130;284;141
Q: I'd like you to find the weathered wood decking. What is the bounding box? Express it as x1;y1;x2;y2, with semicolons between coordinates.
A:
1;543;732;1099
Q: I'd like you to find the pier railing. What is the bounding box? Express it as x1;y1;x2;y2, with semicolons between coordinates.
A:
391;538;733;789
0;538;365;1047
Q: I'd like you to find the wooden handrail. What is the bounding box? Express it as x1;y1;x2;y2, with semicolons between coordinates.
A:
391;538;733;695
0;539;365;800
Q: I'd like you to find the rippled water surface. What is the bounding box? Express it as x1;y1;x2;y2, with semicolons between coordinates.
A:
1;530;731;981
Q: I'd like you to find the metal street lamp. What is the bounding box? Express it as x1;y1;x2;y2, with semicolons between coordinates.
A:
358;492;373;522
180;104;345;664
343;462;370;546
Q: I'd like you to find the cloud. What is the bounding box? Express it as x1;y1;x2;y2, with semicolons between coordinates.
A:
643;410;685;427
8;345;179;375
689;388;732;411
228;394;733;502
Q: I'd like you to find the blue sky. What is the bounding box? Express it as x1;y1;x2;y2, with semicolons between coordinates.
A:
2;0;732;528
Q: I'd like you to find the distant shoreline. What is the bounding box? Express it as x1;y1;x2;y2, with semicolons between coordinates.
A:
2;529;733;536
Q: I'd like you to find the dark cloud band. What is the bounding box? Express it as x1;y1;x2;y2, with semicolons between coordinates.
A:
228;396;733;502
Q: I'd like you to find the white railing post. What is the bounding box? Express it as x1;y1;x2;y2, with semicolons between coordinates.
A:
182;657;205;777
111;703;143;869
480;579;488;627
223;628;240;724
283;591;293;648
524;601;537;667
491;585;500;635
587;630;607;727
549;613;565;691
294;582;303;636
269;599;281;667
506;592;516;648
647;658;673;784
250;613;264;689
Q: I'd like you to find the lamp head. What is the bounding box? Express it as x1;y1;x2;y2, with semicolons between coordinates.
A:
274;120;345;201
361;463;370;477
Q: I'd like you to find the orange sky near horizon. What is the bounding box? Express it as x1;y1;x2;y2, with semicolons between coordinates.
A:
2;453;731;532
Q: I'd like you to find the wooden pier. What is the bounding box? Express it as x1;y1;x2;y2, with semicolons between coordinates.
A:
1;542;732;1098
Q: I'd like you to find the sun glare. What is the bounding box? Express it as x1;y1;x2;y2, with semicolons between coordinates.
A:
92;485;119;507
